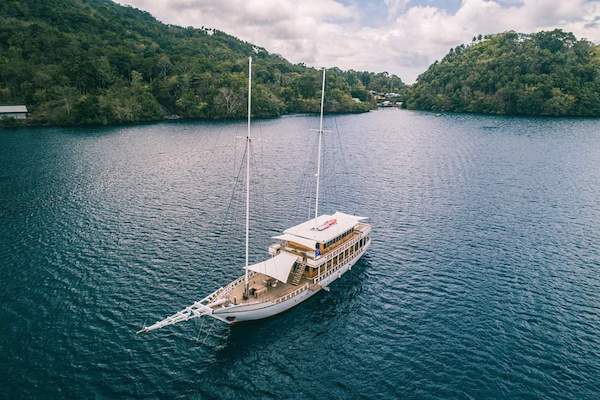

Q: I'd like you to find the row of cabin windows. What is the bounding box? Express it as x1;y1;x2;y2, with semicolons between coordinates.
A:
316;235;370;282
323;235;369;271
323;229;352;250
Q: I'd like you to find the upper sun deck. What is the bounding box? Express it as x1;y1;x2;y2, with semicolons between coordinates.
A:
270;212;370;263
282;212;368;244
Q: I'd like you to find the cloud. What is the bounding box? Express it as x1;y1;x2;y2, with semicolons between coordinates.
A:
115;0;600;82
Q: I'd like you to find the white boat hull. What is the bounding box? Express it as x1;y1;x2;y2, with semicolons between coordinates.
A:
211;239;371;324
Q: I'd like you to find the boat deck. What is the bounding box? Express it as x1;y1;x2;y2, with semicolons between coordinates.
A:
225;273;311;305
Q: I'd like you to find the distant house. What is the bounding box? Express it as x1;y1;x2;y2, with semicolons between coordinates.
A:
0;105;28;119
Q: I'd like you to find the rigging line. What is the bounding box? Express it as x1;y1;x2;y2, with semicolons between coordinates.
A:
249;141;266;250
291;130;317;223
334;117;356;214
254;126;268;234
333;117;350;178
321;129;330;213
206;143;248;272
189;124;225;182
310;130;321;218
300;131;319;222
200;316;215;346
232;127;239;181
294;126;319;223
295;146;312;204
331;118;344;211
307;165;316;219
321;119;335;209
194;317;205;343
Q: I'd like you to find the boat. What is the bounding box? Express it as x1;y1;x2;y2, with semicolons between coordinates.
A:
137;58;372;333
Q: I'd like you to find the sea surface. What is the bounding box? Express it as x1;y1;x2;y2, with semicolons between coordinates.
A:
1;109;600;399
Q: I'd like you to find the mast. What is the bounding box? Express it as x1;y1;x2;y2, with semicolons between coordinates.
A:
314;68;326;229
244;56;252;296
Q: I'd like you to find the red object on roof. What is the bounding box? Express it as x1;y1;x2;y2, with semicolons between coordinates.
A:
317;218;337;231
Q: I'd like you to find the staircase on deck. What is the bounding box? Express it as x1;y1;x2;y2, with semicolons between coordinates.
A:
289;263;306;285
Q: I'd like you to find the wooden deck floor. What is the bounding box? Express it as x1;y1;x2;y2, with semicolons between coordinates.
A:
226;273;310;305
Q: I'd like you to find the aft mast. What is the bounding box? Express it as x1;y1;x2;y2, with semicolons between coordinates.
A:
313;68;326;229
244;56;252;298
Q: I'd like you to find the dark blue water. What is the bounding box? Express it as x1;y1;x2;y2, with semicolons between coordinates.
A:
1;109;600;399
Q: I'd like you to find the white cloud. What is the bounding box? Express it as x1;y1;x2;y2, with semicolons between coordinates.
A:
115;0;600;82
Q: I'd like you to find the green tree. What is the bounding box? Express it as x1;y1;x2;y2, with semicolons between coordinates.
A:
403;29;600;117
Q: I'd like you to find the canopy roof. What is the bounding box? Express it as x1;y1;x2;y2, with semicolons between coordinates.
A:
283;211;368;244
272;234;318;249
244;252;299;283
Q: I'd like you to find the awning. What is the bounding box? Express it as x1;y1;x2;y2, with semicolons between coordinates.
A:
272;234;318;250
244;252;299;283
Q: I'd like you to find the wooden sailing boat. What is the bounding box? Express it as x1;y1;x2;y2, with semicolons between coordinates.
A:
138;58;371;332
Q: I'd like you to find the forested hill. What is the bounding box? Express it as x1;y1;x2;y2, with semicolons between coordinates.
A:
0;0;404;126
403;30;600;117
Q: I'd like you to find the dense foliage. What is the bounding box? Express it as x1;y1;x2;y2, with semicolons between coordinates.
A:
403;30;600;116
0;0;404;126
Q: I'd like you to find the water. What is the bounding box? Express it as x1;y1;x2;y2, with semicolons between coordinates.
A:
1;109;600;399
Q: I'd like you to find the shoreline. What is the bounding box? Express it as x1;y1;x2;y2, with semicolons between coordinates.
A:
0;108;373;131
403;107;600;120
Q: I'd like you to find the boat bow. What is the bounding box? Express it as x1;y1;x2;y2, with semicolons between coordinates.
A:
137;296;215;334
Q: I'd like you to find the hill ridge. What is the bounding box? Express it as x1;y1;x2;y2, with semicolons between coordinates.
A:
0;0;404;126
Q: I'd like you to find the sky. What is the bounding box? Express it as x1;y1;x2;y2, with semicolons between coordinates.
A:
115;0;600;82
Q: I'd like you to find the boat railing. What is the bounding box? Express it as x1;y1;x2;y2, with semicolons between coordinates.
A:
216;271;258;299
273;283;309;304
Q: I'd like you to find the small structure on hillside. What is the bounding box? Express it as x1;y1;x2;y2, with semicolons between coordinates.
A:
0;105;28;119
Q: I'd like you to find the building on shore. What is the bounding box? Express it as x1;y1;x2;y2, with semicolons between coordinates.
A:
0;105;28;119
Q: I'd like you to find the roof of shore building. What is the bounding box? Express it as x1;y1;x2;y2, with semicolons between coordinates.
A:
0;105;28;113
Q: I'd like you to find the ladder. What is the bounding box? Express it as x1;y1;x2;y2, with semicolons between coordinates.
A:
289;263;306;286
